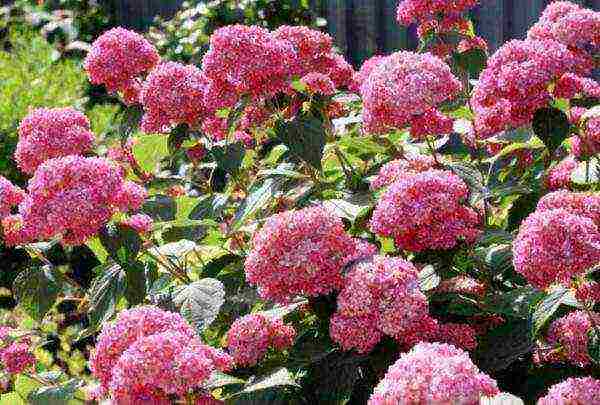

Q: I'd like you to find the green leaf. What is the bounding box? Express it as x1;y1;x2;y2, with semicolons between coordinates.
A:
305;352;364;405
571;157;600;185
276;115;326;170
531;287;575;336
124;261;147;306
259;300;308;320
446;162;487;203
13;265;62;321
475;320;533;372
132;133;169;173
189;193;228;220
419;265;441;291
173;278;226;333
87;264;126;329
118;105;143;139
143;195;177;221
453;48;487;77
485;287;542;319
480;393;524;405
238;368;299;395
99;224;142;265
0;392;24;405
15;375;42;400
532;107;570;152
321;199;369;222
211;142;246;175
589;327;600;365
28;379;83;405
205;372;246;390
231;178;282;231
475;244;513;274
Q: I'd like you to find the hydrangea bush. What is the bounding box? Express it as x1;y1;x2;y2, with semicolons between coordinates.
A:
1;1;600;403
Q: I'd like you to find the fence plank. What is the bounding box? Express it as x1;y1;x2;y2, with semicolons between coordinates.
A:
472;0;504;52
349;0;377;65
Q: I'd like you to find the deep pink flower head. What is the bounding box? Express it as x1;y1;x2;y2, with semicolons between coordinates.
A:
330;256;437;353
370;169;481;252
576;115;600;158
90;306;202;397
575;280;600;305
433;323;478;351
226;313;295;367
545;156;578;191
202;25;295;109
186;142;207;163
140;62;209;133
0;176;24;220
536;310;599;367
85;27;159;99
371;153;436;190
538;377;600;405
350;55;388;94
361;51;461;134
245;206;366;303
272;25;333;76
122;214;153;234
513;206;600;290
15;107;95;174
471;39;592;137
108;331;232;403
3;156;146;246
0;327;34;374
553;73;600;99
528;1;583;41
409;108;454;139
396;0;479;26
537;190;600;227
300;73;336;96
368;342;498;405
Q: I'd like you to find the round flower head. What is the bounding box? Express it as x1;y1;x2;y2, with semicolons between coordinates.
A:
361;51;461;134
0;328;35;375
513;207;600;289
471;39;592;137
553;73;600;100
575;281;600;305
0;176;24;220
370;169;481;252
538;377;600;405
201;25;295;109
396;0;479;26
528;1;583;41
536;310;598;367
140;62;209;133
350;55;388;94
370;153;436;190
537;191;600;228
330;256;437;353
15;107;95;174
300;73;336;96
272;25;334;77
122;214;153;234
368;342;498;405
108;331;232;403
3;156;146;246
90;306;199;397
545;156;578;191
85;27;159;99
245;206;363;303
226;314;295;367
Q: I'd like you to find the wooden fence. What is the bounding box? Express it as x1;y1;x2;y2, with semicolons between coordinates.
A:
108;0;600;66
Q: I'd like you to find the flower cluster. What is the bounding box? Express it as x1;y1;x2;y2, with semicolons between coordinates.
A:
471;38;592;137
350;55;387;94
226;314;295;367
140;62;210;133
538;377;600;405
433;322;478;351
2;156;146;246
370;169;481;252
370;154;436;190
85;27;160;103
545;156;578;190
300;73;336;96
15;108;95;174
122;214;153;234
368;342;498;405
361;51;461;135
573;115;600;158
0;176;24;220
90;306;232;402
396;0;479;26
0;327;35;374
245;206;367;303
537;190;600;226
330;256;437;353
575;281;600;305
436;275;486;297
535;310;598;367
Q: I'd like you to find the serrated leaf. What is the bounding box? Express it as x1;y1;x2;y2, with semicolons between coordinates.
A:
475;320;533;372
419;265;441;291
259;299;308;320
276;115;326;170
571;158;600;185
239;368;298;394
99;224;142;265
485;287;542;319
453;48;487;76
142;195;176;221
211;142;246;175
28;379;83;405
231;178;281;231
531;287;574;336
13;265;62;321
532;107;570;152
173;278;225;333
132;133;169;173
189;193;228;220
124;261;147;306
446;162;487;203
87;264;126;329
589;327;600;365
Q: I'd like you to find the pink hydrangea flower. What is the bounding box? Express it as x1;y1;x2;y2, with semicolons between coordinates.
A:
140;62;209;133
538;377;600;405
409;108;454;140
536;311;599;367
0;327;34;375
0;176;24;220
513;207;600;290
537;190;600;227
575;281;600;306
330;256;437;353
122;214;153;234
370;169;481;252
85;27;159;100
471;39;592;137
15;108;95;174
226;313;295;367
396;0;479;26
272;25;334;77
300;73;336;96
361;51;461;134
433;323;478;351
528;1;583;41
350;55;388;94
551;8;600;50
186;142;207;162
370;154;436;190
553;73;600;99
545;156;578;191
577;116;600;158
368;342;499;405
3;156;147;246
245;206;366;303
